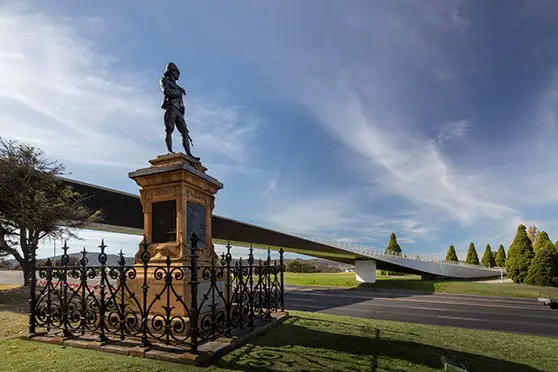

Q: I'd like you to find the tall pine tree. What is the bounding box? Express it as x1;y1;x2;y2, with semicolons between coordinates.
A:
445;245;458;262
533;231;552;253
465;242;480;265
384;233;402;255
525;244;558;287
482;244;496;267
495;244;506;267
506;224;535;284
383;233;403;275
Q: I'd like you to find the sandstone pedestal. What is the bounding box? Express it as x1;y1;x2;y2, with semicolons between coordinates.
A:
127;153;224;317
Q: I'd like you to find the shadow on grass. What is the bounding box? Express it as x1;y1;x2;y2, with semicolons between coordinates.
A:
0;286;28;313
216;316;541;372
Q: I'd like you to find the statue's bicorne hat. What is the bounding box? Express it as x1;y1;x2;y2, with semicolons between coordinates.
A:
165;62;180;73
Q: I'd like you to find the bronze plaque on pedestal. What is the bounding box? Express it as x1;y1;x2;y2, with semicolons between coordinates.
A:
151;200;177;243
187;202;206;247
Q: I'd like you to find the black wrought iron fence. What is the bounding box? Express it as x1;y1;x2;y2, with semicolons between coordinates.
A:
27;233;284;354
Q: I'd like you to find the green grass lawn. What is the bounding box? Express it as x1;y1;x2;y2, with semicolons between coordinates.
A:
0;284;28;340
284;272;558;298
1;311;557;371
1;285;558;371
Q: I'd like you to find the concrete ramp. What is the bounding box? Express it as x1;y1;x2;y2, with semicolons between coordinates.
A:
363;253;502;279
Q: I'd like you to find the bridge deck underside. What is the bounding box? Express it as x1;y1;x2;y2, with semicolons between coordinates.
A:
62;177;498;278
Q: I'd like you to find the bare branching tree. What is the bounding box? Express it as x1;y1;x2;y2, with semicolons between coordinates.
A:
0;138;102;285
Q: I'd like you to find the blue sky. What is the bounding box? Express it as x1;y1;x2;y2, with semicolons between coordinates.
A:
2;1;558;261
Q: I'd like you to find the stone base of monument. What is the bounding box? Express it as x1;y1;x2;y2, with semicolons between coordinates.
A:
124;270;227;317
22;311;289;366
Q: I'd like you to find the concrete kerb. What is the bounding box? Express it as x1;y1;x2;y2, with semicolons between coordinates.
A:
20;311;289;366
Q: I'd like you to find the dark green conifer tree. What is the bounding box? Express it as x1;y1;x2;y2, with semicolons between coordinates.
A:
465;242;480;265
525;245;558;287
495;245;506;267
384;233;402;255
384;233;402;275
481;244;496;267
506;224;535;283
445;245;458;262
533;231;552;253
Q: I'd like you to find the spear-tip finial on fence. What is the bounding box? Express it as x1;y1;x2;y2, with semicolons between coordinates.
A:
118;249;126;266
140;236;150;265
98;239;107;265
61;240;70;266
225;240;232;264
80;247;88;267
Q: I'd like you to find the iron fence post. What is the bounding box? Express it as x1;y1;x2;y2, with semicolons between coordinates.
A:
118;250;126;340
140;237;151;348
238;257;244;329
79;247;88;336
210;253;217;341
248;244;255;327
224;241;232;333
61;241;71;338
189;232;199;354
279;248;284;312
45;258;53;332
97;239;108;343
28;245;37;336
266;247;272;318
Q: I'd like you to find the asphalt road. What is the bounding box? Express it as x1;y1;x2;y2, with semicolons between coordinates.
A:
0;270;25;285
284;285;558;338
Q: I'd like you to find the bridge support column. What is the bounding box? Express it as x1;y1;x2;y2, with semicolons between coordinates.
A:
355;260;377;283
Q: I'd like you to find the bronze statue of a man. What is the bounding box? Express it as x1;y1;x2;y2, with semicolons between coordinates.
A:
160;62;199;161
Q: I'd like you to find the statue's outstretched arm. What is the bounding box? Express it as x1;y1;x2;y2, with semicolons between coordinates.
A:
160;78;183;98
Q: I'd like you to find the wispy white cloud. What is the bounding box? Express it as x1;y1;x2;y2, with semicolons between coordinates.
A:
295;78;518;226
435;119;470;144
0;4;259;173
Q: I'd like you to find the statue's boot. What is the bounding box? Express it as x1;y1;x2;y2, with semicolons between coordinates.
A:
182;137;200;161
165;134;174;153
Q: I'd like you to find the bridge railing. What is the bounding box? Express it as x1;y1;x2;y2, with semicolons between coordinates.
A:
291;234;502;272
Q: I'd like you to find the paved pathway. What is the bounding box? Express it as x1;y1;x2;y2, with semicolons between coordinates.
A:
284;285;558;337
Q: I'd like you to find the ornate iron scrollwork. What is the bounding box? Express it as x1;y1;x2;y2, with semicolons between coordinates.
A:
29;235;284;354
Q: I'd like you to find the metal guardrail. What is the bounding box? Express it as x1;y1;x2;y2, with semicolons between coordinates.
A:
290;233;502;272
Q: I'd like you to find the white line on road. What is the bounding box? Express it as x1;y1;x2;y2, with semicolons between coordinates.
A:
287;291;543;309
409;306;448;312
287;291;546;312
383;297;545;312
287;299;558;321
437;316;483;322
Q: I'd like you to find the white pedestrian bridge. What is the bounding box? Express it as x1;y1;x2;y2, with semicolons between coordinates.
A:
280;234;504;283
61;177;504;284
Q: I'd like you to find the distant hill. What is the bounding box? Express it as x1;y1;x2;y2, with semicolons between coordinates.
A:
6;253;135;268
3;255;353;269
